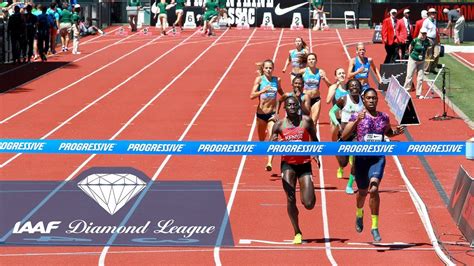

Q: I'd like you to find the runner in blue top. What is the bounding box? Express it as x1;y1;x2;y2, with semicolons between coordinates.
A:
341;88;405;242
297;53;331;132
347;43;382;93
326;67;349;141
282;37;308;82
250;59;284;172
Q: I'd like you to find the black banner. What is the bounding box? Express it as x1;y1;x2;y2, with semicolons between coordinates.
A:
150;0;310;27
371;2;474;24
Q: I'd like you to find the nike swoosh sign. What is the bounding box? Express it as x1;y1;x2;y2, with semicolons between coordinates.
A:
274;2;308;16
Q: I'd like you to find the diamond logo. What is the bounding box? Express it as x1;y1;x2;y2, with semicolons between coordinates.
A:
77;173;147;215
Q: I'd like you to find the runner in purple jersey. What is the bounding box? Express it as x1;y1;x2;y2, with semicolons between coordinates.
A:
341;88;405;242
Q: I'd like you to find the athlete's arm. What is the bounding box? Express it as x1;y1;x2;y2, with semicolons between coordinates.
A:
304;116;319;142
277;77;284;96
270;120;283;141
369;58;382;83
341;110;365;140
282;52;291;73
347;58;358;79
250;76;265;99
384;119;406;137
276;93;288;114
326;83;338;104
319;69;332;87
329;98;345;127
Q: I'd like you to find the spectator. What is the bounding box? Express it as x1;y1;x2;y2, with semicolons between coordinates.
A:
412;10;427;39
47;2;60;54
127;0;141;32
37;5;51;61
311;0;325;31
59;2;72;52
396;9;412;61
444;8;465;45
422;8;439;74
24;4;37;62
7;5;26;63
71;4;80;54
403;28;430;99
382;9;397;63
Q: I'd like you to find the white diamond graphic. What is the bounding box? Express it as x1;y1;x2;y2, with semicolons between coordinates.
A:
78;173;146;215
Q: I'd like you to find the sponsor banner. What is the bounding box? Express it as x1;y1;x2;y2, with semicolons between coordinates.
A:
371;3;474;24
0;139;467;156
0;167;233;246
150;0;310;27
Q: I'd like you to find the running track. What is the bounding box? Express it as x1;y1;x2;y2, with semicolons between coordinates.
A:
0;27;472;265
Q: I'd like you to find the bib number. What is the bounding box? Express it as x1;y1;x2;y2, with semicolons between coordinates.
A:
363;134;383;142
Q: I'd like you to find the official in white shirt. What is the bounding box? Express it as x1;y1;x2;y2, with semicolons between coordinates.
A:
421;8;439;74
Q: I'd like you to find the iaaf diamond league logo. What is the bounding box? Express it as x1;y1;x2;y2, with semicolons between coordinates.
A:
0;167;233;247
77;172;146;215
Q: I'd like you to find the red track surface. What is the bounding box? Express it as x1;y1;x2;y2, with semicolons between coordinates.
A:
0;27;472;265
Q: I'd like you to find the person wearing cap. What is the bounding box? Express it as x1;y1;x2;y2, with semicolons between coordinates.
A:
445;8;465;45
396;9;412;61
422;8;440;74
382;9;398;63
71;4;81;54
403;28;430;99
413;10;427;39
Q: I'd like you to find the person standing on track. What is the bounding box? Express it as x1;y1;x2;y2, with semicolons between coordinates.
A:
382;9;398;64
201;0;219;36
282;37;309;82
250;59;284;172
297;53;331;132
347;43;382;93
329;79;363;194
341;88;405;242
172;0;185;32
270;96;318;244
217;0;229;28
59;3;73;52
154;0;171;36
127;0;142;32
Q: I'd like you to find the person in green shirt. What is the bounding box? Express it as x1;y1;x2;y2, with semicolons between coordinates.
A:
127;0;142;32
403;28;430;99
311;0;325;30
154;0;171;35
59;3;73;52
172;0;185;31
201;0;218;36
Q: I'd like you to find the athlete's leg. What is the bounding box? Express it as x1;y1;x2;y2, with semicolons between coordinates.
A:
281;163;301;236
298;172;315;210
265;120;275;171
256;118;267;141
310;100;321;129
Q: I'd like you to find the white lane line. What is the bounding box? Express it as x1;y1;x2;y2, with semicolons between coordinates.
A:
309;28;337;266
99;28;254;266
213;28;284;266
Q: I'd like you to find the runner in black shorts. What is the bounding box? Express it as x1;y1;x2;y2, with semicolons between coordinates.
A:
250;60;284;172
270;96;319;244
341;88;405;242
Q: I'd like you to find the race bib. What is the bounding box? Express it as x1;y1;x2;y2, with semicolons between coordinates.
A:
418;55;423;60
363;134;383;142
